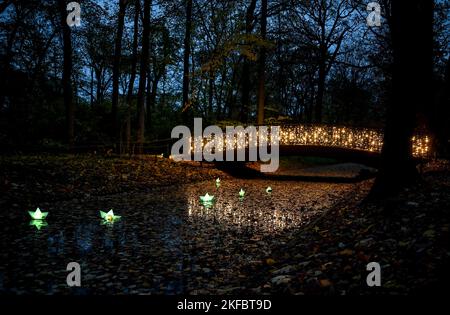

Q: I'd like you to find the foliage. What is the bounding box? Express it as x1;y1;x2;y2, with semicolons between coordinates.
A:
0;0;448;149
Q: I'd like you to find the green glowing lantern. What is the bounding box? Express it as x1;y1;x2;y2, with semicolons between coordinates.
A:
266;186;272;194
100;209;121;223
200;193;215;203
28;208;48;220
29;219;48;230
215;178;221;188
239;188;245;198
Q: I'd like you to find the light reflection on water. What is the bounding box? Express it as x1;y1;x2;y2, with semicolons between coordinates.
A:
71;222;130;255
75;224;95;253
47;231;65;255
29;220;48;230
4;180;337;294
186;195;302;233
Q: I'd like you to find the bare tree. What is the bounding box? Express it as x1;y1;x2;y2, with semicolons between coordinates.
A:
241;0;257;122
58;0;74;147
182;0;193;123
111;0;128;143
257;0;268;125
136;0;152;153
290;0;354;122
125;0;140;154
371;0;433;196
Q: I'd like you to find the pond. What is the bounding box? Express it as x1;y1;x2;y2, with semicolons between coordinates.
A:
0;178;358;294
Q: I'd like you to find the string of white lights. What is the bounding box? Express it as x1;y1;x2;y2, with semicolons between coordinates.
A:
188;125;431;158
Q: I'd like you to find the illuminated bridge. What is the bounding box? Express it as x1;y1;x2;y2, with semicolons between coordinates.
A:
182;124;431;167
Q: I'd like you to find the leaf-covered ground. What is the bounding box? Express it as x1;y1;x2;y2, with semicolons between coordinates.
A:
0;155;448;295
0;155;227;206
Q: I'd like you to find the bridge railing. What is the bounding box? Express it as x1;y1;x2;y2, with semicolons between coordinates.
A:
186;123;432;159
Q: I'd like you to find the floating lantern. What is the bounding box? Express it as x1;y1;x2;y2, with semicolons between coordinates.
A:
100;209;121;223
200;193;215;203
202;201;214;209
215;178;221;188
29;219;48;230
239;188;245;198
266;186;272;194
28;208;48;220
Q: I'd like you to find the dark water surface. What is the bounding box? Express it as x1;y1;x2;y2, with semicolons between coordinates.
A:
0;178;356;294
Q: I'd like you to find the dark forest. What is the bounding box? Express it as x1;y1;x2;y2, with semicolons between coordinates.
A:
0;0;449;301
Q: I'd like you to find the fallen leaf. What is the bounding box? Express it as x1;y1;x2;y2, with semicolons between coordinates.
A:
423;229;435;238
339;249;354;256
319;279;333;287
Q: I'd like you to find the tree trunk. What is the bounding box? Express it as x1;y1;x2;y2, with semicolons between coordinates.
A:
125;0;140;155
226;61;239;119
370;0;433;197
146;71;155;131
95;67;103;105
208;75;214;118
136;0;151;154
216;65;227;119
90;66;94;107
257;0;267;125
58;1;74;148
315;57;326;123
111;0;128;143
182;0;193;124
151;77;159;114
240;0;257;123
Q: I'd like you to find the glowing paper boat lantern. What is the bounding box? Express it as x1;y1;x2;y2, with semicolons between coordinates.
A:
266;186;272;194
239;188;245;198
200;193;215;203
29;219;48;230
100;209;121;223
28;208;48;220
